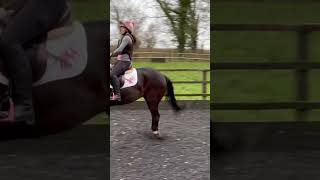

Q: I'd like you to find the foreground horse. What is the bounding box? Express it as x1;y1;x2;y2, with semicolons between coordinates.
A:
0;20;107;139
110;67;182;137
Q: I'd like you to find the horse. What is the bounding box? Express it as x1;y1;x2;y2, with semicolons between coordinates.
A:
110;64;182;137
0;19;108;139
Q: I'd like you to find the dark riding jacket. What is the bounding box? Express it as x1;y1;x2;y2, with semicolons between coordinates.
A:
113;33;134;61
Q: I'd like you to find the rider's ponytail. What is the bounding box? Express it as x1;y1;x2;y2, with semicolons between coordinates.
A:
127;32;140;49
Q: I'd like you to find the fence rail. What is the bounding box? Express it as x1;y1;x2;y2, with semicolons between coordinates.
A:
133;51;210;61
211;23;320;121
213;102;320;110
212;62;320;69
133;57;209;61
212;24;320;31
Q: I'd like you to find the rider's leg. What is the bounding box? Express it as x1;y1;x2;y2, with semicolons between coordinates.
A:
110;61;131;101
110;75;120;101
0;0;67;122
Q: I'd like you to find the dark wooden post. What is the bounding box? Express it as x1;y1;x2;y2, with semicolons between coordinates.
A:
296;27;310;121
202;70;208;100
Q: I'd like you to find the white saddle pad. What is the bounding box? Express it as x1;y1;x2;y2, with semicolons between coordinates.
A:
0;21;88;86
110;68;138;89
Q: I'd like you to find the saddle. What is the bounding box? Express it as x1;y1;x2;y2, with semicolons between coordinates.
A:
110;65;138;90
0;6;74;83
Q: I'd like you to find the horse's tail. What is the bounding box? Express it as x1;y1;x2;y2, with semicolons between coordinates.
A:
165;76;182;111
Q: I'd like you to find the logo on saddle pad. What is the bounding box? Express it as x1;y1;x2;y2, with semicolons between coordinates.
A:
0;21;88;86
110;68;138;89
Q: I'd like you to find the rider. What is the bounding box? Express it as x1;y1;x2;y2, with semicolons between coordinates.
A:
110;20;137;102
0;0;69;124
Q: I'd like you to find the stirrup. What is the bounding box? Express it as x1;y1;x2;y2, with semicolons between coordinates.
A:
110;94;121;101
110;92;115;100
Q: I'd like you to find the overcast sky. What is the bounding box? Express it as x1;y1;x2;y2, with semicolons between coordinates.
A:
110;0;210;50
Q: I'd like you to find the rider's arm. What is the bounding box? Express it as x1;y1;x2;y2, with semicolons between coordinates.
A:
111;35;132;57
3;0;27;12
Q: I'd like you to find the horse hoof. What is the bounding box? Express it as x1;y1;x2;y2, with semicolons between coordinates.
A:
152;131;160;137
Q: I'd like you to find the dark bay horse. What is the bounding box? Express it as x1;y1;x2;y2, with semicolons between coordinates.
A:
0;21;107;139
110;66;182;137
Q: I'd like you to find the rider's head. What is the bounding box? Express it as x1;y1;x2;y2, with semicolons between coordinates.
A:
119;20;135;35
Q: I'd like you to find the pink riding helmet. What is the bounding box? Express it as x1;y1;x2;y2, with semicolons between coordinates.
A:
120;20;135;34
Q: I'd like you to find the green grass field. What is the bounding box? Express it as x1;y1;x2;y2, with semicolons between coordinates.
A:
213;1;320;122
72;0;107;21
133;61;210;100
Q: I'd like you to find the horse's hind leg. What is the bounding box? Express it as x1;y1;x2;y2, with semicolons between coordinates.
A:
144;95;161;136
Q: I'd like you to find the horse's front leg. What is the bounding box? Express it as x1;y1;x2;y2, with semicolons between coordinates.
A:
145;97;161;137
150;109;160;137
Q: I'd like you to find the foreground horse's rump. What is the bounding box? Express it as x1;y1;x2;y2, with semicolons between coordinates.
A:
0;21;108;139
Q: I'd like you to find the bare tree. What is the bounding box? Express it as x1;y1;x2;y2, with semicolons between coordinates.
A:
155;0;192;52
187;0;199;51
188;0;210;50
142;23;157;48
110;0;209;50
197;0;210;49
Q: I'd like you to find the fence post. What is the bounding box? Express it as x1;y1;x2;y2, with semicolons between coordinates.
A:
296;27;310;121
202;70;207;100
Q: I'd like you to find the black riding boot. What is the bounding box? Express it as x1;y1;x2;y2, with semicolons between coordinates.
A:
0;44;35;125
110;75;121;102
